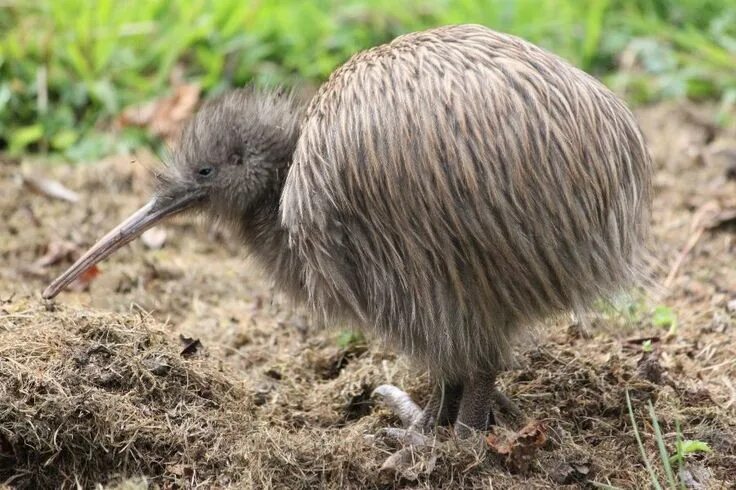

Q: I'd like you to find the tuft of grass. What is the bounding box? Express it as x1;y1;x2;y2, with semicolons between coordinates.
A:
624;390;715;490
626;390;665;489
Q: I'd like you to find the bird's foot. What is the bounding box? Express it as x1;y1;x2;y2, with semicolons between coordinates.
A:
369;385;440;478
370;379;527;477
372;385;424;429
372;378;526;439
370;385;432;448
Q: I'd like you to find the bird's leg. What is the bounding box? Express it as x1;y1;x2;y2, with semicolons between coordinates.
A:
454;370;524;438
373;372;524;443
454;370;496;437
415;380;463;432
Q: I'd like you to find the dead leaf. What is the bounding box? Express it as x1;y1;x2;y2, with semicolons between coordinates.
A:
167;463;194;478
727;299;736;314
727;162;736;181
117;83;200;144
486;421;547;473
141;227;167;250
22;174;80;203
68;265;101;292
679;463;714;490
702;139;736;179
179;335;203;357
549;459;591;484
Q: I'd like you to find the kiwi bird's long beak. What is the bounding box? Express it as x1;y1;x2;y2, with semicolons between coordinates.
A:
42;191;202;300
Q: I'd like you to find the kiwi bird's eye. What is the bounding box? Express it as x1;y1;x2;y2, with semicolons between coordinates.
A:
198;167;213;177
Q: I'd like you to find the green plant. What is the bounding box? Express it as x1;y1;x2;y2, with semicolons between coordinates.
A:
336;329;365;349
623;390;715;490
670;419;712;468
652;305;678;335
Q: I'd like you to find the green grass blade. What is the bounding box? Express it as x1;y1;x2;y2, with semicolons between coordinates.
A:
626;390;663;490
648;400;678;489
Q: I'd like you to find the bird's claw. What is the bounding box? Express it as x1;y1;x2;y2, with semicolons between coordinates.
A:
372;384;424;429
372;427;432;447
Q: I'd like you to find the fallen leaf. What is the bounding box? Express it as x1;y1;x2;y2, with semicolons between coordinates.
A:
679;463;714;490
141;227;167;249
727;162;736;181
167;463;194;478
549;459;591;484
68;264;101;292
625;335;661;345
179;334;203;357
117;83;200;144
486;421;547;473
22;174;80;203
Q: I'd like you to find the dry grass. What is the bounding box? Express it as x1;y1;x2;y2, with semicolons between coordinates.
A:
0;303;251;488
1;101;735;488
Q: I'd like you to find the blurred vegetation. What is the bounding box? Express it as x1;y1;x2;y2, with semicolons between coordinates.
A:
1;0;735;161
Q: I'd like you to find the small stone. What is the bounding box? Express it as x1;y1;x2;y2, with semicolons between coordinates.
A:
726;299;736;314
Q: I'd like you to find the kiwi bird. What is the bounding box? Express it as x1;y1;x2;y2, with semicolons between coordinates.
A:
43;24;652;436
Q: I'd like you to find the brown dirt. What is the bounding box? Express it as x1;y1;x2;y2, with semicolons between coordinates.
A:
1;102;735;489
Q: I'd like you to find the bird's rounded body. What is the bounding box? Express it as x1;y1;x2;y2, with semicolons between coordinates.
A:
43;23;653;433
280;24;652;380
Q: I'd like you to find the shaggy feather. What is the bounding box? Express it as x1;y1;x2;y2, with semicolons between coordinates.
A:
279;25;652;380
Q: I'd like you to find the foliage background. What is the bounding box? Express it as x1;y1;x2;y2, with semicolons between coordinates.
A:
1;0;735;161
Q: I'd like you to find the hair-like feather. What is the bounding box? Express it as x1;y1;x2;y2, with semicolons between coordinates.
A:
277;24;652;380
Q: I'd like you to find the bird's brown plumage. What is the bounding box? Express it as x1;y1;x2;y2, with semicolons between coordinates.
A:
44;24;653;434
281;24;652;380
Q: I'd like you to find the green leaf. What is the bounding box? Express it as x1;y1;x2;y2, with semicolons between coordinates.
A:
336;330;364;349
678;440;712;456
652;305;677;333
50;129;79;150
64;132;114;162
0;83;11;111
9;124;44;153
670;438;713;465
642;340;653;352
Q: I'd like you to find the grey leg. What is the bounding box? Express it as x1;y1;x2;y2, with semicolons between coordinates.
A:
416;381;463;431
455;370;497;438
